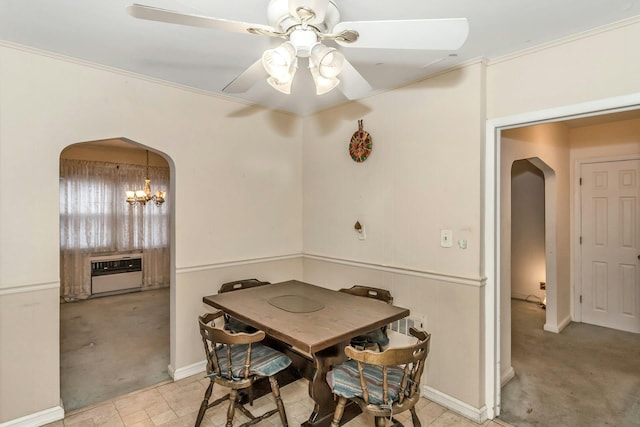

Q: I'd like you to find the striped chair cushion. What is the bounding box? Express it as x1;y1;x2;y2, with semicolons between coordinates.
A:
326;360;404;405
209;343;291;379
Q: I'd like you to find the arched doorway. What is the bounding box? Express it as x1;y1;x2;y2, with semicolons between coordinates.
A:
59;138;173;411
484;98;640;420
510;159;547;308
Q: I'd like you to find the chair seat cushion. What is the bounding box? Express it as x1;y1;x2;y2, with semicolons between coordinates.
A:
210;343;291;379
326;360;404;405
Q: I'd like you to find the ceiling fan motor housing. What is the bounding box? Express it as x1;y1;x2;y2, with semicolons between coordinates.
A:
267;0;340;34
290;29;318;57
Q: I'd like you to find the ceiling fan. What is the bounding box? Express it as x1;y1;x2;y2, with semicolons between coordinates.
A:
127;0;469;99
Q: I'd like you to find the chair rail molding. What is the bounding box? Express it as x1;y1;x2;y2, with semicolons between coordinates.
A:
176;253;302;274
303;253;486;287
0;281;59;296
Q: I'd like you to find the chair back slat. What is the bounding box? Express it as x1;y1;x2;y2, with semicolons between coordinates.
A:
341;327;431;410
338;285;393;304
198;312;266;381
243;343;252;379
355;361;370;404
195;311;291;427
382;367;389;405
397;364;411;404
225;344;234;379
199;312;223;376
339;285;394;352
218;279;270;334
219;278;270;293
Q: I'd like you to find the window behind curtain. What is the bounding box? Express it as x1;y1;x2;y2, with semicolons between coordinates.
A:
60;158;170;300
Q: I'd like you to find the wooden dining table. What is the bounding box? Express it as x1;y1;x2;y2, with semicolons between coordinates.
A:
203;280;410;427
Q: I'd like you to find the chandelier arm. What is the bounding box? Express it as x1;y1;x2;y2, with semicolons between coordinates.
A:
125;149;166;207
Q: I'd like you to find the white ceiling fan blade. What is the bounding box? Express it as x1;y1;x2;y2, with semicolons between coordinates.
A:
222;59;267;93
334;18;469;50
288;0;329;24
127;4;276;36
338;59;372;100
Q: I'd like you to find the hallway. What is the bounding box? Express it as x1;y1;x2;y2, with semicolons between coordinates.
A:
500;299;640;426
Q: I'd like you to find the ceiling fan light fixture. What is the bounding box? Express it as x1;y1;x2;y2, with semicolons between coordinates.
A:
267;76;295;94
310;43;344;78
262;41;297;82
266;56;298;94
310;65;340;95
128;2;469;101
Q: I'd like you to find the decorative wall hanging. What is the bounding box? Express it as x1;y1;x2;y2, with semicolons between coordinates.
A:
349;119;372;162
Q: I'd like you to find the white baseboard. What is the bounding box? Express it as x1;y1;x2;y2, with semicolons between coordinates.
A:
501;366;515;386
0;405;64;427
171;360;206;381
558;314;572;332
423;386;487;424
544;314;571;333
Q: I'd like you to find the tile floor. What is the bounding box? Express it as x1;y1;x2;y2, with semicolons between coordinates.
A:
46;374;513;427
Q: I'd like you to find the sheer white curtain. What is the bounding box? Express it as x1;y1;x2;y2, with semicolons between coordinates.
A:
60;159;170;300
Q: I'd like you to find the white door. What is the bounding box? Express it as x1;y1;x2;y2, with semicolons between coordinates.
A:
580;159;640;333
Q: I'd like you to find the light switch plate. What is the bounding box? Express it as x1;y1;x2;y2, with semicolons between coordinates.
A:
358;225;367;240
440;229;453;247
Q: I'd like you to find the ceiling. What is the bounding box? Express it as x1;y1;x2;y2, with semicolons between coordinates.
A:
1;0;640;115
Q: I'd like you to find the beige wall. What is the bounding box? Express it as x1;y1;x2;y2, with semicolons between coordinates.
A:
302;62;487;409
60;141;168;166
510;160;546;301
500;123;571;380
303;258;484;408
486;20;640;119
0;44;303;423
570;118;640;160
0;288;60;422
174;257;303;370
2;17;640;426
303;63;485;277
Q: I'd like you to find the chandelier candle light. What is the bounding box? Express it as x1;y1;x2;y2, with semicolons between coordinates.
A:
125;150;166;206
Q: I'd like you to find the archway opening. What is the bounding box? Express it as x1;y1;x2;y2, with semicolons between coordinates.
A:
59;138;173;412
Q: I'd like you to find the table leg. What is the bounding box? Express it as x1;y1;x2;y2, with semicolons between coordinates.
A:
302;341;360;427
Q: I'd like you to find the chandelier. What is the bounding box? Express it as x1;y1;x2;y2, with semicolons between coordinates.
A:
125;150;166;206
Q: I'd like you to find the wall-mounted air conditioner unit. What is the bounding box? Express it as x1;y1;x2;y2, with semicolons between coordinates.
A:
90;253;143;296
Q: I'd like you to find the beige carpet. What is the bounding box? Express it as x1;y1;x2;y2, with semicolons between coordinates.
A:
60;287;170;412
500;299;640;426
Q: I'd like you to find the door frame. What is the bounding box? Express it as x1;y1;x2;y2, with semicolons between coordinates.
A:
483;93;640;419
573;154;640;324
